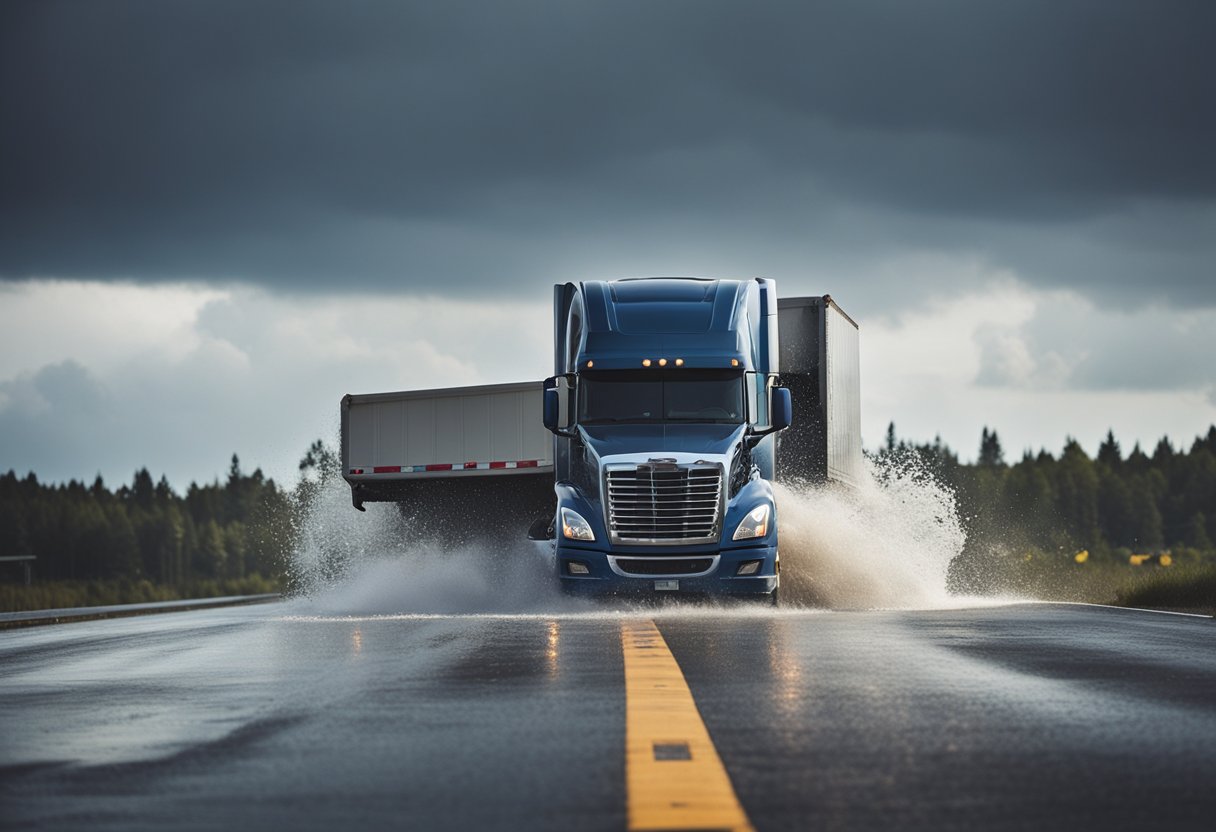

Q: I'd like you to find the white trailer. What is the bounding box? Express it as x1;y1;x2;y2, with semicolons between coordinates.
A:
341;382;555;533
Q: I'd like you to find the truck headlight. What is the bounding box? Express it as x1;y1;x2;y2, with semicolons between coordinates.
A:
561;507;595;542
732;504;770;540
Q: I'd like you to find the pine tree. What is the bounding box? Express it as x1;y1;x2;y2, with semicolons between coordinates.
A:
1055;438;1100;549
1152;437;1175;466
1097;430;1122;467
979;427;1005;467
131;468;155;509
299;440;338;482
155;475;174;505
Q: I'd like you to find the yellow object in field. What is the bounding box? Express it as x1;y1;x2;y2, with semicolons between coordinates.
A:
1130;554;1149;566
1160;554;1173;567
1074;550;1089;564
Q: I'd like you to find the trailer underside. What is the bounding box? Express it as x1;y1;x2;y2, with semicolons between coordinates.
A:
351;473;556;546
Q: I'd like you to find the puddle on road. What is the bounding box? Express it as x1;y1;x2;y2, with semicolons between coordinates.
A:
287;457;1000;620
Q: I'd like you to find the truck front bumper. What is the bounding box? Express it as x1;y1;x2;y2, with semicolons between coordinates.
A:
556;544;779;597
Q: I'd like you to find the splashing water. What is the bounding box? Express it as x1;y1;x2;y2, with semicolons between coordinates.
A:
287;477;589;615
775;456;966;609
288;454;968;615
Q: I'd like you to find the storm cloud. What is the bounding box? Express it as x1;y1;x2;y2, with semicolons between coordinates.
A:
3;2;1215;485
3;0;1214;310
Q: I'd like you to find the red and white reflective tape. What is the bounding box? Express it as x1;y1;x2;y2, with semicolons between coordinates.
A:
349;460;541;475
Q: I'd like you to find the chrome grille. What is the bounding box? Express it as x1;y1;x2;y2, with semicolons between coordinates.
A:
606;462;722;544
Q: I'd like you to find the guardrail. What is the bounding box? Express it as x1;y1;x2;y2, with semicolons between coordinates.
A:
0;593;281;630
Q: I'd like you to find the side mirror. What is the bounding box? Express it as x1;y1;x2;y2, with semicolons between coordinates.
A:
543;374;576;435
771;387;792;432
543;388;560;431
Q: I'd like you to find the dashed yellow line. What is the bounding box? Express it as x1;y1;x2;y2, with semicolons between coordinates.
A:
621;619;755;832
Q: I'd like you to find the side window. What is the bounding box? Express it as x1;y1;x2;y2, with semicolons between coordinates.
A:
566;297;583;371
747;372;771;430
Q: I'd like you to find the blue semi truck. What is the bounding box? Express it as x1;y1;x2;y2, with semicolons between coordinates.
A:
341;277;861;600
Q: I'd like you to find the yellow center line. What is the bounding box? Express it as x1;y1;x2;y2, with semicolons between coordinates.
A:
621;618;755;832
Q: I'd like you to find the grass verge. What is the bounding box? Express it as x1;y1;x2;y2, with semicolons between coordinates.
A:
1114;565;1216;615
0;575;281;613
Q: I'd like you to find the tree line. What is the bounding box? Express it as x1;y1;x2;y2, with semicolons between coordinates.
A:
0;453;305;592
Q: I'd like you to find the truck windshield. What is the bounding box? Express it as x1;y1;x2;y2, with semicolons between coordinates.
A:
578;370;744;425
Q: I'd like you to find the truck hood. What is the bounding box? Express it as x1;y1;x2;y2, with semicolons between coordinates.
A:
578;423;746;459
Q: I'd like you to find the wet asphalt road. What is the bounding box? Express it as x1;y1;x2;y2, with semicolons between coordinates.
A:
1;602;1214;831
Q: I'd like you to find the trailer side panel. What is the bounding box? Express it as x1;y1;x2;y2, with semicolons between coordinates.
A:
775;296;862;486
824;300;863;487
343;382;553;482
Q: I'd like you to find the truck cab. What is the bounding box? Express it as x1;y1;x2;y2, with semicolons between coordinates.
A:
542;278;791;598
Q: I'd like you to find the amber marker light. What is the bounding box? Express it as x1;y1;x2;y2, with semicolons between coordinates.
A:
675;358;684;366
586;360;594;368
658;358;667;366
642;359;652;367
731;358;740;367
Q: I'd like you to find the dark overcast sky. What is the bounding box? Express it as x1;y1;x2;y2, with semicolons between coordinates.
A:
2;1;1215;487
3;0;1214;314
